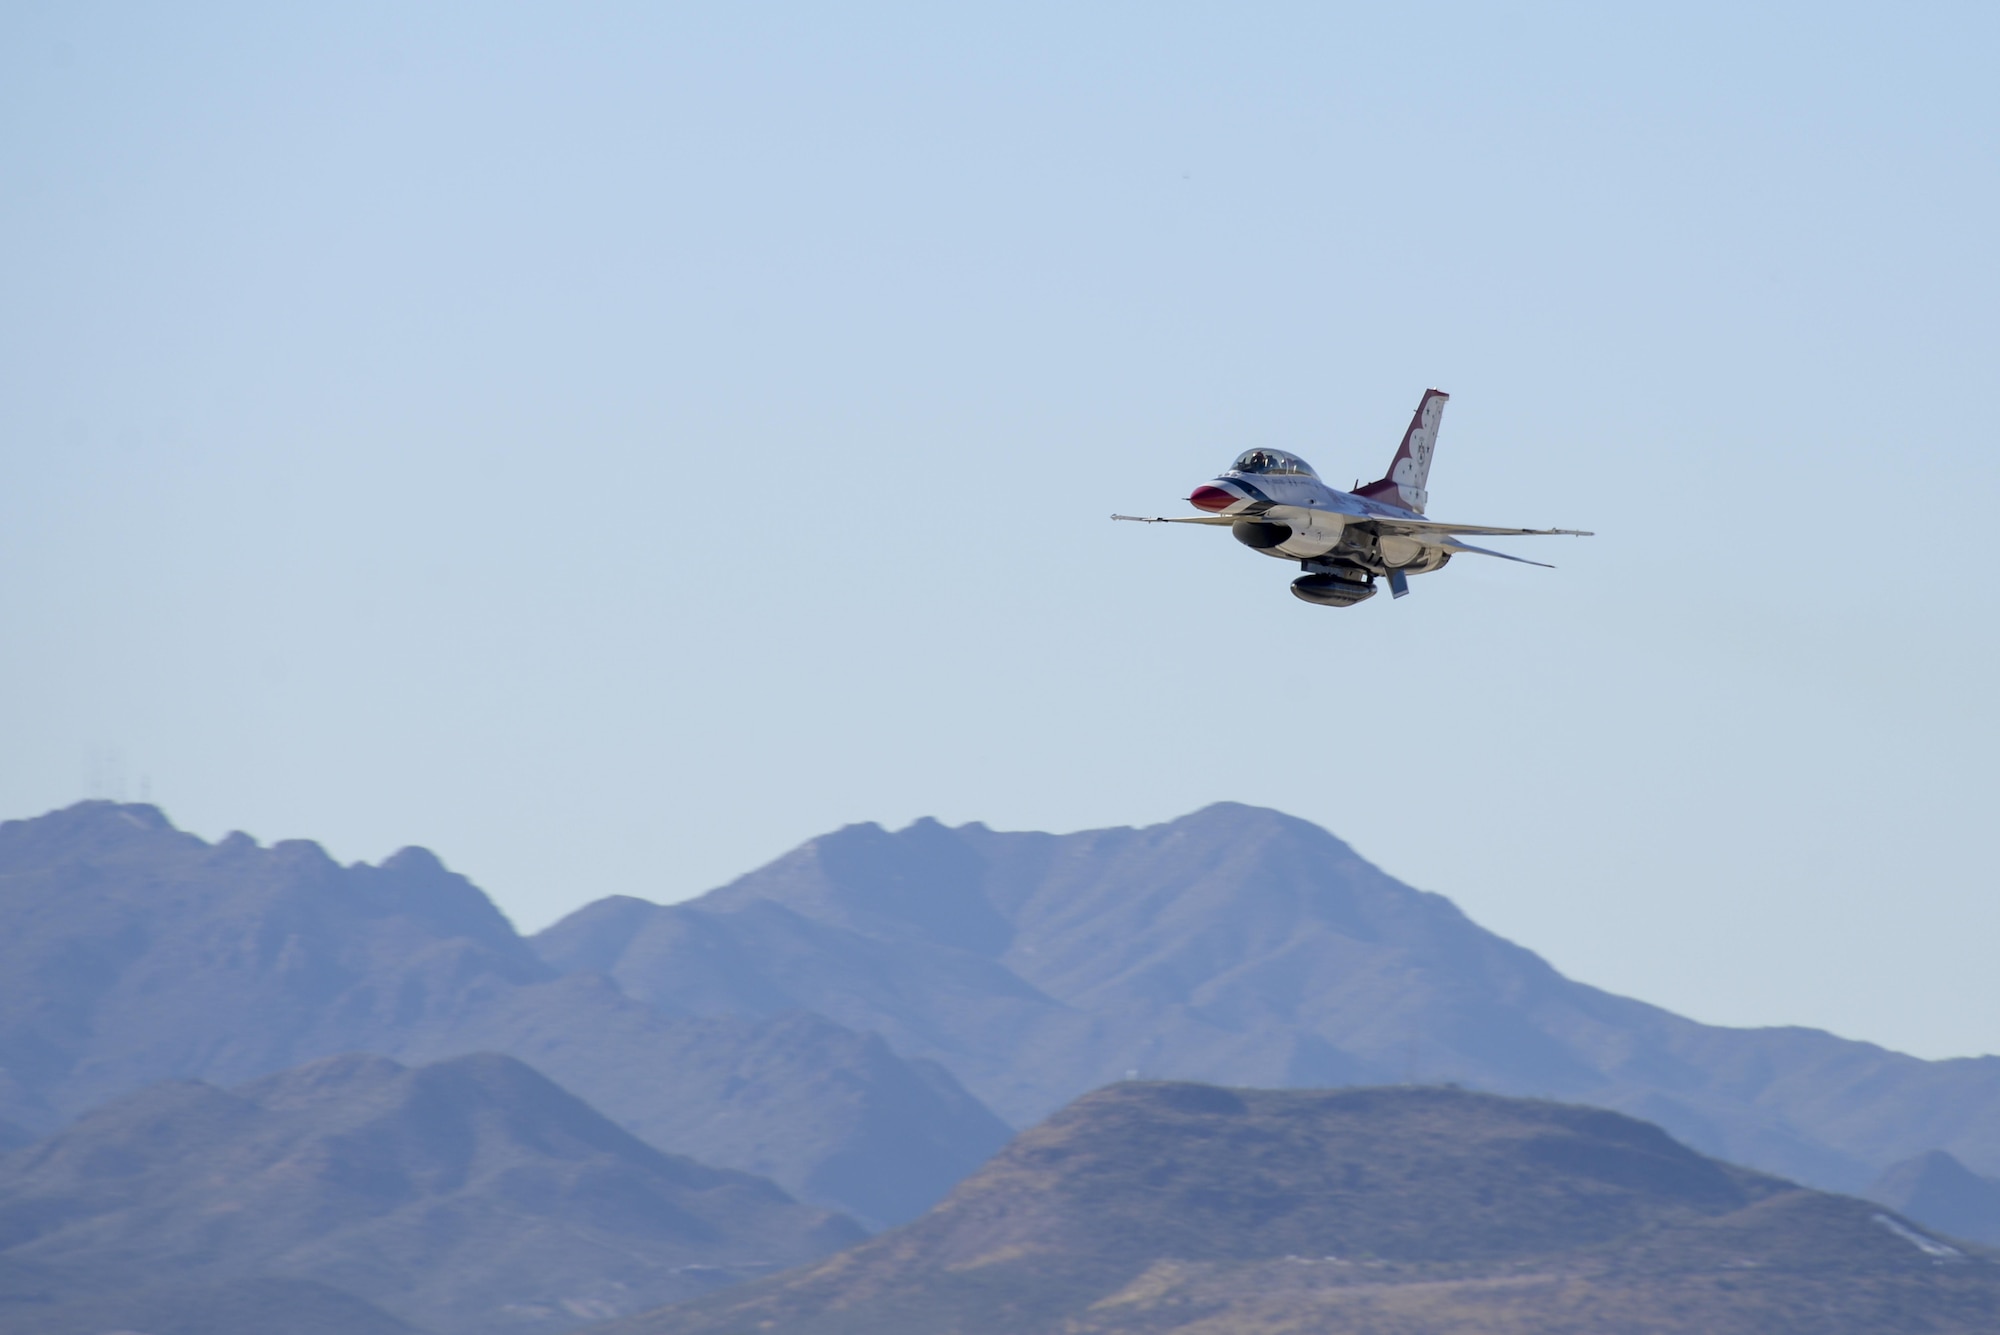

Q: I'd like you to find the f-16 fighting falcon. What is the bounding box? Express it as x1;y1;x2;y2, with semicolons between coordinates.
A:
1113;389;1592;606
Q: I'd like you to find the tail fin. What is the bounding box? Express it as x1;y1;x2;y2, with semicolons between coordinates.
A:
1353;388;1448;514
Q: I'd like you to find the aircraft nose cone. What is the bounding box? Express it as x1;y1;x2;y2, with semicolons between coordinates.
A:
1189;485;1236;513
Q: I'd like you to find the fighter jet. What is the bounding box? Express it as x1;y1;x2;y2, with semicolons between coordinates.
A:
1113;389;1591;606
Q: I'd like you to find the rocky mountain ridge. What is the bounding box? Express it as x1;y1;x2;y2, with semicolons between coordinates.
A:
8;795;2000;1326
606;1082;2000;1335
0;1051;860;1334
535;802;2000;1194
1870;1150;2000;1247
0;802;1009;1228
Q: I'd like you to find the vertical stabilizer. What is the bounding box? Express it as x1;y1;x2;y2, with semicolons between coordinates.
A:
1353;389;1448;514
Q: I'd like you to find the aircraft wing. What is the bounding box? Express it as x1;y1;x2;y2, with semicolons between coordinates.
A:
1110;512;1585;570
1367;517;1593;538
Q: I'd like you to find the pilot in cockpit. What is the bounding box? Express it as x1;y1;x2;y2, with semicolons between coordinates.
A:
1232;449;1314;477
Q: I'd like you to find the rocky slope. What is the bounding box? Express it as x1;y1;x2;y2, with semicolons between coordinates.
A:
536;803;2000;1191
1870;1150;2000;1247
0;1052;860;1334
0;1265;419;1335
0;802;1009;1227
605;1083;2000;1335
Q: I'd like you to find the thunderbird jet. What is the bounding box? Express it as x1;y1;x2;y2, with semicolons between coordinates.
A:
1113;390;1591;606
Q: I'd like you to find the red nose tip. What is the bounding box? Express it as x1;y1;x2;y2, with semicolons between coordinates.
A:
1189;485;1236;513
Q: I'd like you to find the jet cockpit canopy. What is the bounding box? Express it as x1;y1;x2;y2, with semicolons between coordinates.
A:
1231;448;1317;477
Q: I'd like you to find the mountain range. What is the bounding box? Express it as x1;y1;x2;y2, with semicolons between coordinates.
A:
0;1051;858;1334
533;802;2000;1194
607;1082;2000;1335
0;802;1006;1229
6;796;2000;1329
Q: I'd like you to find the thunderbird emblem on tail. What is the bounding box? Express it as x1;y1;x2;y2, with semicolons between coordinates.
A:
1114;390;1592;606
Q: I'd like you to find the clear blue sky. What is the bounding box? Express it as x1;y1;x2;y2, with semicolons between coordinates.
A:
4;3;1995;1058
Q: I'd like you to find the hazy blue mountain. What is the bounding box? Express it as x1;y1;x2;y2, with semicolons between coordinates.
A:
0;802;541;1127
0;1052;860;1334
393;979;1010;1230
0;1265;420;1335
0;802;1010;1227
1870;1149;2000;1247
534;803;2000;1193
604;1082;2000;1335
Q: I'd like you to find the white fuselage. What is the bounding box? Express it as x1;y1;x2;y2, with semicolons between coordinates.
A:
1189;470;1446;570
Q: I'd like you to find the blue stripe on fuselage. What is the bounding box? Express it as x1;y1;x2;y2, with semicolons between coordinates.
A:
1217;472;1421;524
